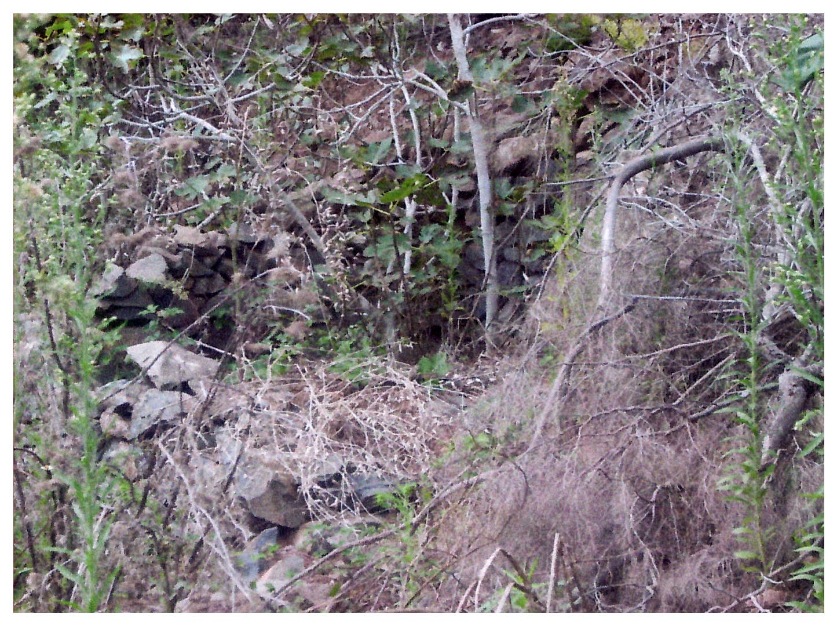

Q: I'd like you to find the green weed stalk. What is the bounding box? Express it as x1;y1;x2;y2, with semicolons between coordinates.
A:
14;15;120;610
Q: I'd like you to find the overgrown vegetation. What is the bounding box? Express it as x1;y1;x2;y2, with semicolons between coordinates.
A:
13;13;822;612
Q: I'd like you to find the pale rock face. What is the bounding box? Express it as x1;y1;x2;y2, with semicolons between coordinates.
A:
92;263;138;298
126;252;169;284
126;340;220;389
235;455;310;528
491;135;541;175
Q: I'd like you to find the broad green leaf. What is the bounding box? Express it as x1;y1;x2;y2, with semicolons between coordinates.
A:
79;127;98;150
48;44;71;67
379;174;427;203
417;352;449;378
229;190;251;205
511;94;530;113
213;163;238;180
393;163;423;178
424;60;448;81
450;136;473;154
175;176;210;199
110;44;144;72
228;72;252;87
286;41;309;56
119;15;146;42
201;196;229;212
418;223;443;244
302;71;325;89
45;16;75;38
776;32;824;92
99;15;124;30
365;138;392;166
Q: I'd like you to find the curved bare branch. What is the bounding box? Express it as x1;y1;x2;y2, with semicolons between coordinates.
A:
598;137;725;311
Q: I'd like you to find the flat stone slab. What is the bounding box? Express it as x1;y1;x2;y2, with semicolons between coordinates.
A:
101;287;154;310
174;225;227;252
129;388;195;439
92;264;138;299
126;252;169;285
236;457;309;528
126;340;219;389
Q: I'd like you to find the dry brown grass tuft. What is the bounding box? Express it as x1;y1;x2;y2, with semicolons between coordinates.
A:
414;159;821;612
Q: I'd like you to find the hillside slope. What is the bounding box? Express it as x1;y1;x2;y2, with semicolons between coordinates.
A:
13;14;823;612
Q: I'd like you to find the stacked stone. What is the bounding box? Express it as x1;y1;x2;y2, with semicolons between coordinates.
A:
456;218;552;320
93;223;276;328
90;224;415;549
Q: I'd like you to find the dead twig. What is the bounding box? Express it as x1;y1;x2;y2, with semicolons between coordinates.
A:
264;470;492;610
526;297;638;452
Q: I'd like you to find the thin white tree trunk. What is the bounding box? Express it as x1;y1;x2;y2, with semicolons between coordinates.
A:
598;137;724;312
399;83;422;276
389;23;424;277
447;13;499;336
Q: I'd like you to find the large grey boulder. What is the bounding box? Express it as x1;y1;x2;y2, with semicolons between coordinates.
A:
92;264;138;299
126;252;169;285
129;388;195;439
126;340;219;390
236;457;309;528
